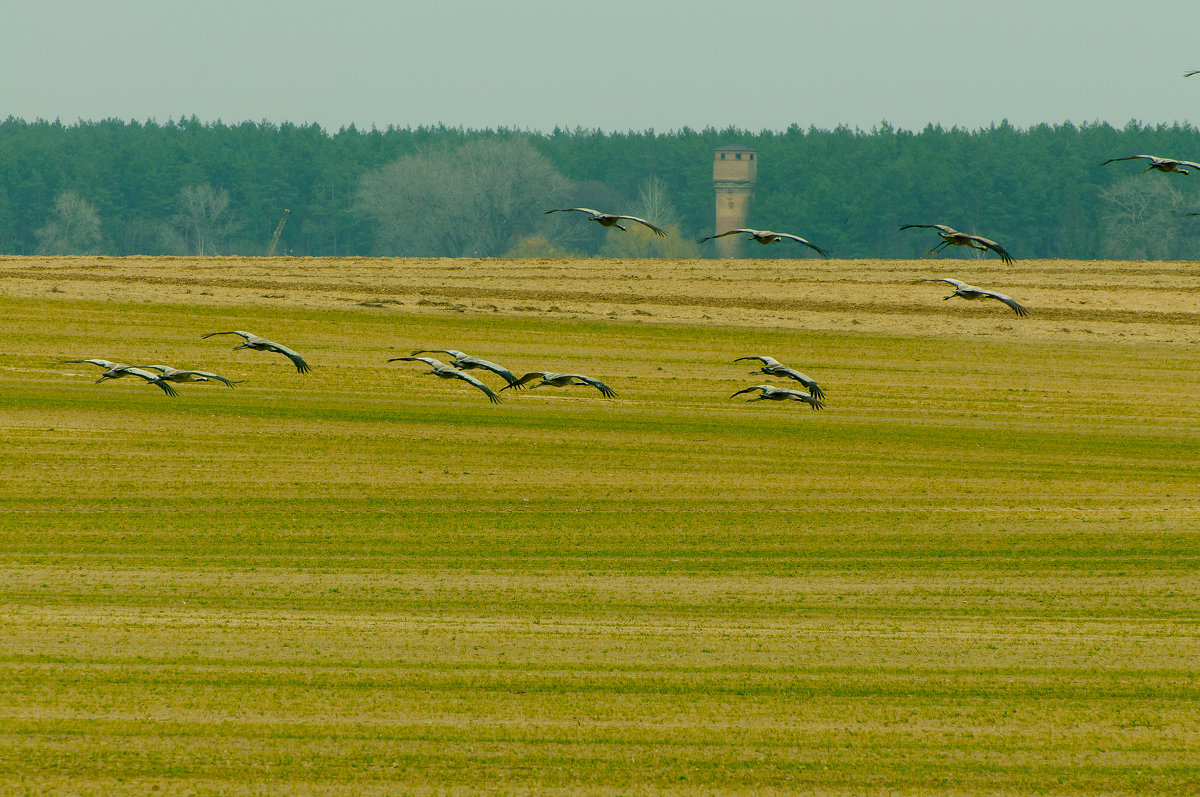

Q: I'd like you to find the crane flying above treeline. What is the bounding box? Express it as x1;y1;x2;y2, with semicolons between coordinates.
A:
696;228;830;257
545;207;667;236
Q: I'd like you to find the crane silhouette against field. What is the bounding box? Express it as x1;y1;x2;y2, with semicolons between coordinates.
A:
137;365;239;387
734;356;825;400
410;349;522;389
387;356;502;403
730;384;824;410
202;331;311;373
500;371;617;398
900;224;1014;265
920;278;1029;316
61;359;178;396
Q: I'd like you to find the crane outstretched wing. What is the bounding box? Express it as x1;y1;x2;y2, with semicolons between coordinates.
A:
500;371;552;391
1098;155;1164;166
734;355;783;368
259;341;310;373
137;365;238;386
730;385;771;399
921;278;971;290
201;331;254;341
388;356;447;369
412;349;468;359
447;370;502;403
980;290;1029;317
610;215;667;237
697;229;756;244
562;373;617;397
964;235;1015;264
545;207;602;216
789;391;824;410
61;358;123;369
124;368;178;397
453;356;522;388
765;365;825;399
776;233;831;258
900;224;958;234
180;369;239;386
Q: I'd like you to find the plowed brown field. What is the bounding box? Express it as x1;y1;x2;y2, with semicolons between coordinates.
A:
1;255;1199;794
4;254;1197;343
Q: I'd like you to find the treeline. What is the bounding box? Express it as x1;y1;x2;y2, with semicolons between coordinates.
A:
3;115;1200;259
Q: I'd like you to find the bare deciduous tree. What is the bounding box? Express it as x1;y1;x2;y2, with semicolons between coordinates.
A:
355;137;574;257
174;184;238;255
598;177;700;259
1100;177;1193;260
36;191;105;254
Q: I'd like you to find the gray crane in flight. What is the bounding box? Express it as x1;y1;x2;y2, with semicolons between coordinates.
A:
501;371;617;398
545;208;667;236
137;365;239;387
60;359;178;396
900;224;1014;265
202;331;311;373
410;349;522;389
697;228;830;257
730;384;824;410
387;356;502;403
1099;154;1200;175
920;278;1029;316
734;356;825;400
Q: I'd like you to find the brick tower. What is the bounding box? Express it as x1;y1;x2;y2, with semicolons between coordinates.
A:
712;144;757;258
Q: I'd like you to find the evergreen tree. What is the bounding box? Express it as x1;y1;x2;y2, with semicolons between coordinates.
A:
2;116;1200;259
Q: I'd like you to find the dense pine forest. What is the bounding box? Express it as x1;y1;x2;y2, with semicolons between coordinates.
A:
3;116;1200;259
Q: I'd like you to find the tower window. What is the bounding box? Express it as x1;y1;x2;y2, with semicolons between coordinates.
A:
735;153;741;160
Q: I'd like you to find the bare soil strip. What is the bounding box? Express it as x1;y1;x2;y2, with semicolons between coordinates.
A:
1;255;1198;793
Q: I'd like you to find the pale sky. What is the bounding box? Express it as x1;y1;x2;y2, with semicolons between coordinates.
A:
3;0;1199;134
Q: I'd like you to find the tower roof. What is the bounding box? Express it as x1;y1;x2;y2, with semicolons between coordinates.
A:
714;143;757;153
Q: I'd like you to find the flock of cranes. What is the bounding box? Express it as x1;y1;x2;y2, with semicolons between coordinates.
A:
60;139;1185;404
62;360;184;396
59;331;827;409
59;334;292;398
553;204;1029;320
59;91;1200;406
387;356;504;403
47;199;1052;405
545;196;1030;321
59;334;624;405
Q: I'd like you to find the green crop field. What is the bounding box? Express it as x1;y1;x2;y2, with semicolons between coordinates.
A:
1;255;1199;794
